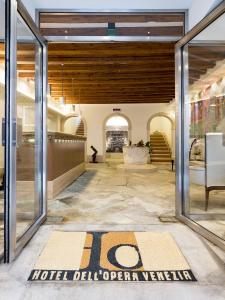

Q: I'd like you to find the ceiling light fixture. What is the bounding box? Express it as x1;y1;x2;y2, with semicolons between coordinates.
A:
59;64;65;104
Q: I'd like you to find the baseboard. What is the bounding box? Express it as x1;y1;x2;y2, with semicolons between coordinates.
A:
48;163;86;199
16;163;86;201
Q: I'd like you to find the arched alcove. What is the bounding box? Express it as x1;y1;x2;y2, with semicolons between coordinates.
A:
147;113;175;157
62;114;87;137
62;114;88;161
103;113;132;161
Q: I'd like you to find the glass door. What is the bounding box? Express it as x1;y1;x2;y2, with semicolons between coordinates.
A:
176;2;225;250
0;0;5;259
4;0;47;262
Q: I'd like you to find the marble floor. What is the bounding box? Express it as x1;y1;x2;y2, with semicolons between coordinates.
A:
48;162;176;225
48;162;225;239
0;163;225;300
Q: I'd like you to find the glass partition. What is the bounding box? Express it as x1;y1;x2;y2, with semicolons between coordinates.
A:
4;0;47;262
0;0;5;257
176;4;225;248
16;14;43;239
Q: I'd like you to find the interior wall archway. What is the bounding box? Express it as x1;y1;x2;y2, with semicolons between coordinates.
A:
103;113;132;161
147;113;175;157
62;113;87;136
62;114;88;161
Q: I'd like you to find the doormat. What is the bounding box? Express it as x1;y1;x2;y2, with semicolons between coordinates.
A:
28;231;196;282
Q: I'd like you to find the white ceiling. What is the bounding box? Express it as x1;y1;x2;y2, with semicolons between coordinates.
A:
194;11;225;40
21;0;194;20
21;0;223;30
23;0;194;11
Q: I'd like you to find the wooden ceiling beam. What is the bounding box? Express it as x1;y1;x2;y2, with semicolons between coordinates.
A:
47;80;175;85
63;99;172;104
48;42;175;51
46;50;174;57
19;72;175;79
62;97;173;102
48;82;174;87
41;26;183;37
40;13;184;24
17;63;175;71
50;88;175;92
51;91;175;96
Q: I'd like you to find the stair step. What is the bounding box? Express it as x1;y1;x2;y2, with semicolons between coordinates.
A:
151;144;168;147
150;138;165;143
151;145;167;148
152;145;168;147
151;156;171;158
152;150;170;154
151;158;172;162
152;148;168;150
150;132;171;162
151;154;171;158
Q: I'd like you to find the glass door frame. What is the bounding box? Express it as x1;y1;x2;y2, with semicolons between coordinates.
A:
175;1;225;250
4;0;47;262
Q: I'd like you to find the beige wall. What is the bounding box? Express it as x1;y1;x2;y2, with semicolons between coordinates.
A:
0;81;176;165
71;103;175;160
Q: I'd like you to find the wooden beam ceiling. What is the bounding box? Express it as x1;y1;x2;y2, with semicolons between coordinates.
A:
40;13;185;23
47;42;176;104
1;42;223;104
5;41;176;104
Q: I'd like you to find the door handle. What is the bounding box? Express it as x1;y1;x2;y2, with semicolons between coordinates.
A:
2;118;22;147
2;118;5;146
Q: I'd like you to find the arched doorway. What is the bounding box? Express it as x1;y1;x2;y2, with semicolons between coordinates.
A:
62;114;88;161
147;113;175;159
63;115;86;136
103;114;131;162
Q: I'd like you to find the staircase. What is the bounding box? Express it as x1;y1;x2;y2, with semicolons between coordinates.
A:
74;117;85;136
150;132;172;163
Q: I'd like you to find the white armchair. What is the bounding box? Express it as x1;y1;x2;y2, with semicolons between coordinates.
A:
190;133;225;210
205;133;225;210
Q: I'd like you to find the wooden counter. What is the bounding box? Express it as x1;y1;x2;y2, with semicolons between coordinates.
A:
17;132;86;199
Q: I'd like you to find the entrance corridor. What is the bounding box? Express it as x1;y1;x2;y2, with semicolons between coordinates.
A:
0;163;225;300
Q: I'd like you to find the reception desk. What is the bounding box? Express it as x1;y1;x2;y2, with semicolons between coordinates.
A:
47;132;86;198
17;132;86;199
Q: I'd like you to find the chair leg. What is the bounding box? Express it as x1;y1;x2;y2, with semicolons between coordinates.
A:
171;160;174;171
205;187;209;211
